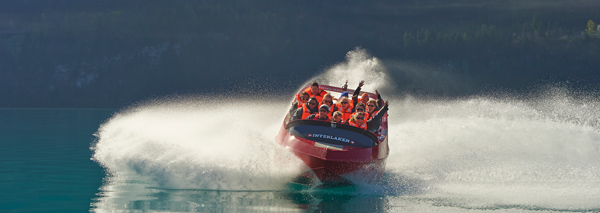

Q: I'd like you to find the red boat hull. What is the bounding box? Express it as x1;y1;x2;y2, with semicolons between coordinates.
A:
291;150;387;183
276;121;389;183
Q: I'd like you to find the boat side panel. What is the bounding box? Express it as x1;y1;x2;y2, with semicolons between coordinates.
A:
281;133;379;162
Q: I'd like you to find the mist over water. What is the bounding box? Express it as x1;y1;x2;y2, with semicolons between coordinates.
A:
92;48;600;211
387;92;600;210
92;99;306;191
310;47;395;93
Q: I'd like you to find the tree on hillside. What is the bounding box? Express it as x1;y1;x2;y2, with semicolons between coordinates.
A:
584;20;598;38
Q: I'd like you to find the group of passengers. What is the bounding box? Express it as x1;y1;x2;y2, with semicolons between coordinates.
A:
290;81;389;133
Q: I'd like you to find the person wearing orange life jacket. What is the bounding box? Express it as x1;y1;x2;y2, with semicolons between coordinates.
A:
348;100;389;132
348;112;368;130
288;91;310;116
321;93;338;117
306;104;331;122
295;91;310;108
291;97;319;120
351;102;369;120
331;111;345;124
304;82;328;103
336;96;353;121
347;80;369;118
358;93;370;105
349;80;384;118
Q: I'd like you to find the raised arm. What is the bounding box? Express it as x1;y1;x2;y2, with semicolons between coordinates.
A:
375;90;384;110
367;100;389;132
351;80;365;109
352;80;365;97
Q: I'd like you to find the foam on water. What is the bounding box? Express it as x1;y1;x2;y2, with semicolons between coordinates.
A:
92;98;307;190
383;92;600;210
92;48;600;211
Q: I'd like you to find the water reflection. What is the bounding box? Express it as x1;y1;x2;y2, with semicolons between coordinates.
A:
91;176;389;212
284;190;387;212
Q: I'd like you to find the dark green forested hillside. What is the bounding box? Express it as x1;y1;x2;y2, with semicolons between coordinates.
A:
1;0;599;107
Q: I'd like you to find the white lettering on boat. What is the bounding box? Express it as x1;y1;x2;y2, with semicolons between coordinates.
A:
308;134;354;144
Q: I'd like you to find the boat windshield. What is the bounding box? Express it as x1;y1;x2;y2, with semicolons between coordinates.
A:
285;120;378;148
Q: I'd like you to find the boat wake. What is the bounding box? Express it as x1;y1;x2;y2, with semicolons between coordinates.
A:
92;98;307;191
92;49;600;211
381;88;600;210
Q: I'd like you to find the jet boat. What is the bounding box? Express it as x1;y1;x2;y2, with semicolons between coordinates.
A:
276;84;389;186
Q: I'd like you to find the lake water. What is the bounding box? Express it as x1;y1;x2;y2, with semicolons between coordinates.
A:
0;109;111;212
3;87;600;212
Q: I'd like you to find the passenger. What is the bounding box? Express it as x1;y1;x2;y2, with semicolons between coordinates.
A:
365;99;378;120
365;99;388;132
306;104;331;121
321;93;338;117
347;112;367;130
336;96;353;121
289;91;310;115
292;97;319;120
359;93;370;105
304;81;327;103
295;91;310;108
331;111;345;124
348;100;390;132
353;102;369;119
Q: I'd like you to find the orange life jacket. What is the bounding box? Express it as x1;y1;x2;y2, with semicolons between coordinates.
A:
304;87;327;103
324;103;337;117
295;94;307;108
357;93;373;107
301;103;317;120
348;120;367;130
336;102;354;121
358;97;369;105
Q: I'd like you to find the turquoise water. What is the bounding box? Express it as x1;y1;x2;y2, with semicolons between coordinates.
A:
0;109;112;212
3;90;600;212
0;108;396;212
